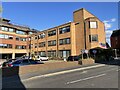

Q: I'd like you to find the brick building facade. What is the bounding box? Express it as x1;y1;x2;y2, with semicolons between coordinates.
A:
0;8;106;60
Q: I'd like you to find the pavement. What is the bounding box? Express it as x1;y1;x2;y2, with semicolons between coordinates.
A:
2;59;120;88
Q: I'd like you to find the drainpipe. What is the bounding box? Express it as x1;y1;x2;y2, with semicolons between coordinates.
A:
84;20;87;50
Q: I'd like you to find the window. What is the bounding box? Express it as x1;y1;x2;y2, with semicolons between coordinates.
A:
8;35;13;39
16;37;20;41
29;32;33;35
48;51;56;57
20;38;26;41
35;36;38;40
39;51;46;57
89;35;98;42
59;26;70;34
38;33;45;39
39;42;45;47
0;34;4;38
59;38;70;45
29;44;33;49
89;21;97;28
115;37;118;40
1;27;8;31
16;37;26;41
0;34;13;39
16;30;26;35
9;28;14;32
59;50;71;58
66;38;70;44
8;44;12;48
0;44;12;48
4;35;9;39
59;39;63;45
16;45;26;49
35;43;37;48
28;37;31;41
48;40;56;46
48;30;56;36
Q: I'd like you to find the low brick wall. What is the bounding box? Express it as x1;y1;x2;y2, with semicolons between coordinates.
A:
78;59;95;65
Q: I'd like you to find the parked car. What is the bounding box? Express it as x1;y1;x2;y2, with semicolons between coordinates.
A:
0;63;2;68
67;56;80;61
36;55;49;61
2;59;15;67
8;59;44;67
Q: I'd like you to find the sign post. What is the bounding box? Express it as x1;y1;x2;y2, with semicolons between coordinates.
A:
114;49;118;59
81;49;85;60
92;50;97;59
85;50;89;59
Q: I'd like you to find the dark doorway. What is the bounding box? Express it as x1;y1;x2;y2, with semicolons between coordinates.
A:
15;53;26;59
0;54;12;59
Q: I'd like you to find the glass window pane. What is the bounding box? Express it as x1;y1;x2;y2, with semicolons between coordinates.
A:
91;35;98;42
90;21;97;28
9;28;14;32
4;35;9;39
59;26;70;34
1;27;8;31
16;30;26;35
0;34;4;38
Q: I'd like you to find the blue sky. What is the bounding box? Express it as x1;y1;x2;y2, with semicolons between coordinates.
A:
2;2;118;45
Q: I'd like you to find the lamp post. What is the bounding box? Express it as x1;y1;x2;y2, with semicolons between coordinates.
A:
114;49;118;59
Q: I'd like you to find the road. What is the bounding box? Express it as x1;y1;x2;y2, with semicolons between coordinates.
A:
3;62;119;88
22;64;118;88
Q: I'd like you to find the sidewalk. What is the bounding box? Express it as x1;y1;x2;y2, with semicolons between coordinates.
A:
2;60;105;78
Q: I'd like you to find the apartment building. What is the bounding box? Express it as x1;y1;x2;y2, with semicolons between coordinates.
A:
30;8;106;59
0;18;36;59
110;29;120;56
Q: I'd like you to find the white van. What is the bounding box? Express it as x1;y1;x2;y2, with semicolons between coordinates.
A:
36;55;49;61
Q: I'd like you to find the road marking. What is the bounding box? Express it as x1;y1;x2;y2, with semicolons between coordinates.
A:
22;75;45;82
81;71;87;74
98;68;118;73
116;69;120;71
22;64;105;82
66;74;106;85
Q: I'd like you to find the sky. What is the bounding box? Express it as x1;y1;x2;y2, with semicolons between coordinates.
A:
1;2;118;46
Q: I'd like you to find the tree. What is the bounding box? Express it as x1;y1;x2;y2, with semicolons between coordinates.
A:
106;42;110;48
0;5;2;17
0;5;2;13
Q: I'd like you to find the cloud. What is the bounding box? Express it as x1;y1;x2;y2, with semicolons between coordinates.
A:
111;18;116;22
104;22;112;30
105;30;113;46
106;30;113;35
103;18;117;46
103;18;116;30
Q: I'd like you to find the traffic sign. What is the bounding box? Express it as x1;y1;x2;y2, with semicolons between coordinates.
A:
92;50;97;54
85;50;88;54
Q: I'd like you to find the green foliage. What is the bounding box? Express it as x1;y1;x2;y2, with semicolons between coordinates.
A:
89;47;114;62
0;5;2;13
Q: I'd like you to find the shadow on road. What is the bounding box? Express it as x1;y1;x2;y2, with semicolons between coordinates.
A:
2;66;26;89
95;58;120;66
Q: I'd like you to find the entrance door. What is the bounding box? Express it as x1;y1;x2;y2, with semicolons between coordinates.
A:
63;51;66;58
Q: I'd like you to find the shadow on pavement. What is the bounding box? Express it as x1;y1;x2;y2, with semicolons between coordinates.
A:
2;66;26;89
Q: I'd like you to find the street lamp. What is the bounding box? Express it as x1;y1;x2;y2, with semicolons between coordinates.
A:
114;49;118;59
113;49;118;59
